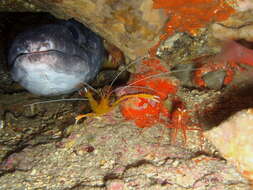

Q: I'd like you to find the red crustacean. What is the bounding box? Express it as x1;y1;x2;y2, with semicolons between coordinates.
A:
119;58;203;144
120;96;169;128
166;99;203;145
194;40;253;87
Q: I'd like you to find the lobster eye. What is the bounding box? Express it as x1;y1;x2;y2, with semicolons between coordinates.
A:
68;25;79;40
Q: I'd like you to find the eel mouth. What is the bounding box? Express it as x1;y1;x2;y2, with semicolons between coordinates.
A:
11;49;86;96
12;49;82;73
12;49;87;78
13;49;65;64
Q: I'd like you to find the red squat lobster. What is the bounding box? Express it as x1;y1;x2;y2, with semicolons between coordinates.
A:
166;99;203;145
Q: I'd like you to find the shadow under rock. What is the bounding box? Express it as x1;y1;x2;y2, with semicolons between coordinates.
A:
197;80;253;128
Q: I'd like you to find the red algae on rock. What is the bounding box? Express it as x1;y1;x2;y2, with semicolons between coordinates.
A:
149;0;235;56
152;0;235;36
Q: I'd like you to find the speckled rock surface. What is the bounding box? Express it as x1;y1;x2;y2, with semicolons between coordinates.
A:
205;108;253;185
0;109;250;189
211;11;253;42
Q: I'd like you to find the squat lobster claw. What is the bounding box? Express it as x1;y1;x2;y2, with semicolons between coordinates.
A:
75;87;160;124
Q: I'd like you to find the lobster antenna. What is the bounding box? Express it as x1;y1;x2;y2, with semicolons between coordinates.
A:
109;55;147;87
113;85;158;94
80;82;99;94
24;98;88;107
119;68;201;93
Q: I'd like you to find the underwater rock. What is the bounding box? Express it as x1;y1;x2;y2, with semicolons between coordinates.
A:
8;19;104;96
211;11;253;42
235;0;253;12
152;0;235;36
205;108;253;183
171;63;195;88
211;22;253;42
202;70;226;90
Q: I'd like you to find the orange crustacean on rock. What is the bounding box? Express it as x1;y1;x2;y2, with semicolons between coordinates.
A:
119;58;203;144
75;86;160;123
166;99;203;145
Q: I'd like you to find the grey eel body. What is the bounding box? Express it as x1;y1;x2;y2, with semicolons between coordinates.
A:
8;19;104;96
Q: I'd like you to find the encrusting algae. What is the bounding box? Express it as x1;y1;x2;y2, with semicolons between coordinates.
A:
153;0;235;36
150;0;236;56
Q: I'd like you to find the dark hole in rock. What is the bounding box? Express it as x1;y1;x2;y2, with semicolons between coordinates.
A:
198;82;253;128
236;39;253;49
0;12;60;94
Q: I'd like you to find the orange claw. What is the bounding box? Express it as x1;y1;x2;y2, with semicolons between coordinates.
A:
75;113;96;124
75;87;159;124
